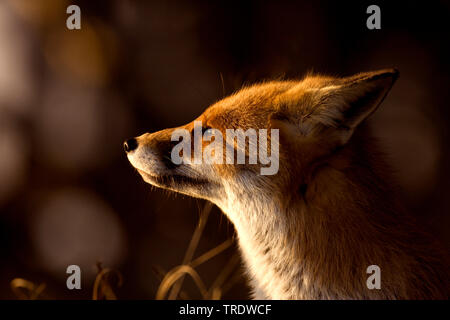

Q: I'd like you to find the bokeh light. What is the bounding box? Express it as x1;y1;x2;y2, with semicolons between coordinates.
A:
31;188;126;280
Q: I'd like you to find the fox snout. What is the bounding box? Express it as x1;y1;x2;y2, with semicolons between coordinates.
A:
124;128;219;200
123;138;138;153
124;130;180;175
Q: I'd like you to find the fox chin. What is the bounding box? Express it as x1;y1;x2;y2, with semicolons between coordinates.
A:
125;69;450;300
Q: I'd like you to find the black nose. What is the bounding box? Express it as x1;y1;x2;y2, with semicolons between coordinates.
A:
124;138;138;153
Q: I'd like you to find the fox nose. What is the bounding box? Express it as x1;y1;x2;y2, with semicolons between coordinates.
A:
124;138;138;153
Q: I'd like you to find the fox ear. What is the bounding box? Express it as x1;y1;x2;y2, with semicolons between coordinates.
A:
271;69;399;147
308;68;399;145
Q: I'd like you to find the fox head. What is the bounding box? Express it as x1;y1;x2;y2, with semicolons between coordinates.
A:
125;69;398;216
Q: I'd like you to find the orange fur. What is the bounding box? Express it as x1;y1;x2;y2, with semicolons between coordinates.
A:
126;69;449;299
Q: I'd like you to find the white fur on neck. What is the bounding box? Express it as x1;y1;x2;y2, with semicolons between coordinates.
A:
218;181;310;300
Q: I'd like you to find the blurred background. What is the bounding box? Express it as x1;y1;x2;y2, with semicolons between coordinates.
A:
0;0;449;299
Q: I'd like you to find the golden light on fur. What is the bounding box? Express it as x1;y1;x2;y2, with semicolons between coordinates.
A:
126;69;449;299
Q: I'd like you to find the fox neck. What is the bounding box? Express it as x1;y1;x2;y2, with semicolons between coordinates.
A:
220;141;413;299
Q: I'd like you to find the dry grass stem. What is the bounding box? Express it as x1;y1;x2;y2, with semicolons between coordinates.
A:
92;264;123;300
156;265;208;300
167;202;213;299
10;278;46;300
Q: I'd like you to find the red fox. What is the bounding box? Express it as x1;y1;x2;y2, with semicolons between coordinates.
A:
125;69;449;299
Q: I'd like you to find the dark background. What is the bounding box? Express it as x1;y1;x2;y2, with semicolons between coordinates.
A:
0;0;449;299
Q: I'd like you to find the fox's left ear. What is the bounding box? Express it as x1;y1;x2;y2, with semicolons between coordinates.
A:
309;68;399;145
271;68;399;147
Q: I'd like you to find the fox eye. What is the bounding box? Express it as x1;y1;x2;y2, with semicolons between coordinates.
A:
202;126;212;135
